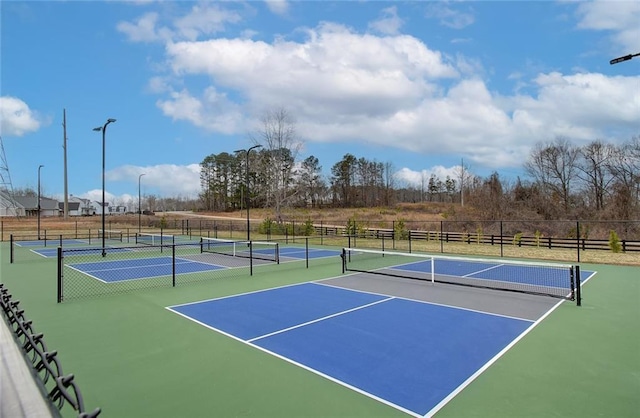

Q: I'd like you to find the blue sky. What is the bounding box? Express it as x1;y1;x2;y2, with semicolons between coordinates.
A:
1;1;639;206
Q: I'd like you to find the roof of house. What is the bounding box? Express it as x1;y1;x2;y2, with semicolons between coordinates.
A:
14;196;60;211
58;201;81;211
0;190;25;209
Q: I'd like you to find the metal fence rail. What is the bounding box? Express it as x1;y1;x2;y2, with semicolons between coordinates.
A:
1;283;101;417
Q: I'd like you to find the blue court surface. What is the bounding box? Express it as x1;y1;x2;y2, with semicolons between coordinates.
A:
279;247;342;259
69;257;225;283
15;239;89;247
391;259;593;289
34;247;132;258
391;259;568;288
168;283;534;417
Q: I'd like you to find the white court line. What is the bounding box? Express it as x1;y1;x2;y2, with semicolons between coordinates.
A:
247;296;394;343
424;296;567;418
462;263;504;277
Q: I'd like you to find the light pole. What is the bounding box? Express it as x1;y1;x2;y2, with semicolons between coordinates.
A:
37;165;44;240
93;118;116;257
234;145;262;241
610;52;640;65
138;173;146;233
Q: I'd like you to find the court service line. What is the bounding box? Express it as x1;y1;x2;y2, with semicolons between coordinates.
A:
462;263;504;277
315;279;536;323
247;296;395;343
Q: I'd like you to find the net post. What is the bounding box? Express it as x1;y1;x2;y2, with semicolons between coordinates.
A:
305;238;308;268
57;247;63;303
249;241;253;276
575;265;581;306
10;234;14;264
277;242;281;265
341;248;346;274
199;237;204;253
431;256;435;284
172;244;176;287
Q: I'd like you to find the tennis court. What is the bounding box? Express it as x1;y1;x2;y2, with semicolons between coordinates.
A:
68;256;227;283
167;252;595;417
14;238;89;247
170;282;535;417
279;246;343;260
33;246;133;258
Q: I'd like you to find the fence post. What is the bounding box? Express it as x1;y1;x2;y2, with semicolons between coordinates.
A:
392;221;396;250
500;221;504;257
57;247;63;303
440;221;444;253
575;265;582;307
576;221;581;263
10;234;14;263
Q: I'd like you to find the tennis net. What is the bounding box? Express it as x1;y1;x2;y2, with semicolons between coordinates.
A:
200;237;279;263
136;233;174;246
98;229;123;241
341;248;580;302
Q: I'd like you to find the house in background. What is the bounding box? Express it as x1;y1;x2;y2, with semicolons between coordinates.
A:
14;196;60;217
63;196;97;216
0;189;25;216
93;201;127;216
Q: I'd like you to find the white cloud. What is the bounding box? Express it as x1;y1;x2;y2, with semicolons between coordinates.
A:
425;3;475;30
0;96;42;137
116;12;169;42
107;164;201;197
80;189;117;205
368;6;404;35
117;5;242;43
575;0;640;53
156;88;244;134
165;22;458;125
265;0;289;16
174;4;242;41
394;166;461;188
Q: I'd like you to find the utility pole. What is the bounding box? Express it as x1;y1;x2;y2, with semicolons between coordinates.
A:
63;109;69;220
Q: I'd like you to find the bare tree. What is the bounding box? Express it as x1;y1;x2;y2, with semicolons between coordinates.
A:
606;136;640;219
296;156;326;208
250;107;302;222
577;140;615;211
524;137;580;216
